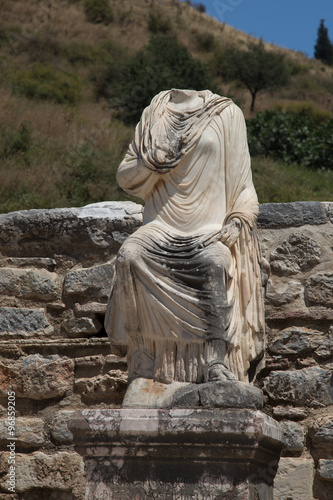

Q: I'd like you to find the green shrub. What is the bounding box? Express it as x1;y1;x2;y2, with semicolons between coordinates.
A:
147;9;171;34
195;32;215;52
83;0;113;24
11;63;80;104
0;122;31;159
109;34;217;124
63;41;109;65
247;110;333;170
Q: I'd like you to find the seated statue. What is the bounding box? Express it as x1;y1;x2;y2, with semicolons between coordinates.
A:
105;89;265;407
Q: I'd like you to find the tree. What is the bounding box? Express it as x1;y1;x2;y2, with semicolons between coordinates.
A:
314;19;333;65
220;41;290;112
109;35;217;124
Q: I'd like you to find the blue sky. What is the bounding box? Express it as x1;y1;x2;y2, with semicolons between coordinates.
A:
184;0;333;58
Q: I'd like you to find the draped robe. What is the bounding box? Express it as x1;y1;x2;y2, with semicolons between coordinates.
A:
105;90;265;383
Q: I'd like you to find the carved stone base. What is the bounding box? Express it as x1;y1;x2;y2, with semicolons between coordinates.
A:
69;408;283;500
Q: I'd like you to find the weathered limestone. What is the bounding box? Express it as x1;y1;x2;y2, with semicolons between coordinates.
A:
63;262;115;300
0;355;74;399
306;273;333;307
0;417;45;448
0;307;53;338
258;201;327;227
50;411;75;444
69;408;283;500
269;234;321;275
273;457;314;500
264;367;333;407
280;420;304;453
0;268;59;300
269;327;326;355
0;451;85;497
0;201;143;258
318;460;333;481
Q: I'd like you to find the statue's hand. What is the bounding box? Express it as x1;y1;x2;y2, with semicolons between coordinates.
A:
219;218;241;248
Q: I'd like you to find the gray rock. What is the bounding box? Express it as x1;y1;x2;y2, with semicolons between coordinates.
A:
74;302;107;315
7;257;56;269
62;317;102;337
172;380;263;409
0;355;74;399
311;420;333;449
269;327;324;355
273;458;314;500
0;418;45;448
0;307;53;337
280;420;304;452
265;279;303;306
318;460;333;481
269;234;321;276
305;273;333;307
273;406;307;421
0;268;59;300
63;262;115;299
263;367;333;407
0;201;142;259
75;372;127;402
258;201;327;228
0;451;85;496
51;411;75;444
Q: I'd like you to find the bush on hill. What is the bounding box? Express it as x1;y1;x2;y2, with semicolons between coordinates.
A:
247;110;333;170
107;35;217;124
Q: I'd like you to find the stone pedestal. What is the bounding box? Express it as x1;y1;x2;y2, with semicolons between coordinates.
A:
69;408;283;500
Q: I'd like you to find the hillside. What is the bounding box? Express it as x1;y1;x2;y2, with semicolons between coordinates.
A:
0;0;332;212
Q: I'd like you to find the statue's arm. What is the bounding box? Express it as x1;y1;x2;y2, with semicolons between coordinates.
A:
116;111;161;200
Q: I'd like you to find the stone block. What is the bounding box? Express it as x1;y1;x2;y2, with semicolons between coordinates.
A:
69;409;282;500
273;406;307;421
318;460;333;482
306;273;333;307
310;418;333;449
0;355;74;399
269;327;324;355
63;262;115;299
265;279;303;306
74;302;107;315
273;457;314;500
0;201;142;259
263;367;333;407
0;418;45;448
0;307;53;338
75;371;127;402
7;257;56;269
172;380;263;409
62;317;102;337
258;201;327;228
280;420;304;452
0;451;85;497
269;234;321;276
50;411;75;444
0;268;59;300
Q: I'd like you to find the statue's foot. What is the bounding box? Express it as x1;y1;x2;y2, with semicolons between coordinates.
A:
207;361;237;382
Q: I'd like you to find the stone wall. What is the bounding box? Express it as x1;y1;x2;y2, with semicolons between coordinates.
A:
0;201;332;500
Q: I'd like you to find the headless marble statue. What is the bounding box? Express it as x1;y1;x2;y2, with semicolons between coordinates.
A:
105;89;265;407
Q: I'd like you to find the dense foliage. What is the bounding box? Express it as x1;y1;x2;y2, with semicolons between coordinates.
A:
83;0;114;24
247;110;333;170
108;35;217;124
